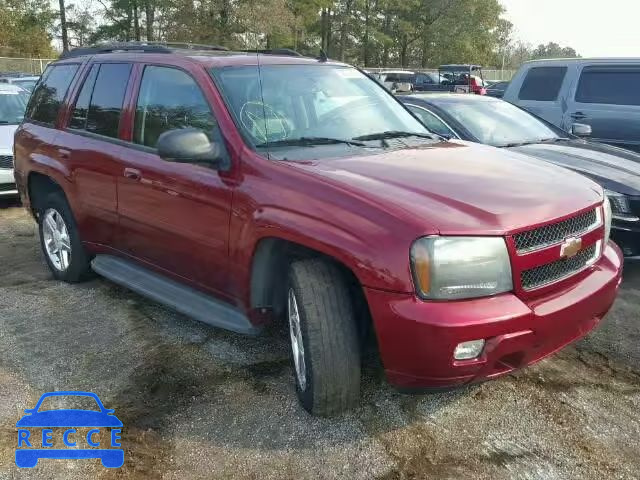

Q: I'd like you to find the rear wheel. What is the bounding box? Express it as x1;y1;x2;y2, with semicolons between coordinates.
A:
287;259;361;416
37;192;91;282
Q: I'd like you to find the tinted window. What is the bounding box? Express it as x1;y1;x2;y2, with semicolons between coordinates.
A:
576;67;640;106
407;105;454;137
85;63;132;138
69;64;99;130
133;66;216;148
518;66;567;101
27;64;79;124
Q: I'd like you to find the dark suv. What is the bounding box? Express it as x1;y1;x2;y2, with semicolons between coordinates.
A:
14;44;622;416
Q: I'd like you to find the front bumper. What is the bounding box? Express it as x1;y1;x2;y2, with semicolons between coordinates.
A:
612;222;640;258
366;242;623;389
0;168;18;197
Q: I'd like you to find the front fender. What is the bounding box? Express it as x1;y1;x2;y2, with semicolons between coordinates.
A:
231;204;416;305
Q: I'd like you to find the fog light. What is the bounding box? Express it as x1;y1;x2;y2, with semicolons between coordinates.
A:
454;340;485;360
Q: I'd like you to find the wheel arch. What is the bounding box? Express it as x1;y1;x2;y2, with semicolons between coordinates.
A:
27;172;67;217
249;236;371;326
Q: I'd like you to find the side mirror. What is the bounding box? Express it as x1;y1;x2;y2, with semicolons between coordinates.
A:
571;123;592;137
157;128;223;166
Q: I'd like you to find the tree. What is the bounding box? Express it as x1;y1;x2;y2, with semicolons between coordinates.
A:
58;0;69;51
531;42;579;60
0;0;56;57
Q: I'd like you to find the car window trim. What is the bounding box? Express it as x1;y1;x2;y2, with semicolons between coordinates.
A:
406;103;459;138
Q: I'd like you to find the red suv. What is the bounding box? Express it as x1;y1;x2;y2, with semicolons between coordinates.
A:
14;44;623;416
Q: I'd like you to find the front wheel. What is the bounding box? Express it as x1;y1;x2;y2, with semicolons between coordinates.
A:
287;259;361;416
37;192;91;282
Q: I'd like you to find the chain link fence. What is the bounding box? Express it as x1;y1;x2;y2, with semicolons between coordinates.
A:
0;57;55;75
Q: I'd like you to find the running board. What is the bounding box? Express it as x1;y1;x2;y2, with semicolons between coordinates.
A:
91;255;261;335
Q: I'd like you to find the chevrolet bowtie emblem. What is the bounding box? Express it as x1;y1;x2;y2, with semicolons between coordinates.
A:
560;237;582;259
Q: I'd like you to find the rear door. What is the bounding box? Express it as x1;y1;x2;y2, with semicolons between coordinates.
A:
116;64;233;298
563;65;640;152
57;62;133;247
509;65;570;127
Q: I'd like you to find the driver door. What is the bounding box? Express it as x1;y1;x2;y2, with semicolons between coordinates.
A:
116;64;234;298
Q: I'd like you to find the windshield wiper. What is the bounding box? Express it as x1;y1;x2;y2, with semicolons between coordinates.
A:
353;130;437;141
501;137;565;148
255;137;365;148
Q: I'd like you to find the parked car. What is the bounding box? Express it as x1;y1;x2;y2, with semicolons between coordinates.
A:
503;58;640;153
15;43;622;416
377;70;415;92
413;64;487;95
0;83;30;197
400;93;640;258
0;75;40;92
485;80;509;98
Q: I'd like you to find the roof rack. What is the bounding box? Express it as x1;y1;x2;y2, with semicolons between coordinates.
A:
59;41;228;59
238;48;303;57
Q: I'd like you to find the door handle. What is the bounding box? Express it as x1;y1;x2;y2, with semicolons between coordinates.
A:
571;112;587;120
123;168;142;181
57;148;70;159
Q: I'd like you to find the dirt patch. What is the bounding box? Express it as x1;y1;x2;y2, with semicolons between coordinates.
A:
1;205;640;479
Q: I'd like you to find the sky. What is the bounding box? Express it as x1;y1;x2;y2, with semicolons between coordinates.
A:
500;0;640;57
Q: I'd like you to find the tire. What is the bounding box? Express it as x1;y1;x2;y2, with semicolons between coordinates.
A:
37;191;91;282
287;258;361;416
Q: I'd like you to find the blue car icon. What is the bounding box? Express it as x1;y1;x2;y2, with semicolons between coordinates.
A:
15;391;123;468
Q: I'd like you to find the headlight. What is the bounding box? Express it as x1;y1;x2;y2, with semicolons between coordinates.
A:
410;236;513;300
604;189;639;222
603;195;612;245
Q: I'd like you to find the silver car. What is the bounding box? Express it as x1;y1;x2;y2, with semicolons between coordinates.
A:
503;58;640;152
0;84;30;197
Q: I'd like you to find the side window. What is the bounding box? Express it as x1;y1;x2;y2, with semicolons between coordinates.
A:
69;64;99;130
575;67;640;106
27;64;79;124
85;63;132;138
408;105;454;137
133;66;216;148
518;66;567;101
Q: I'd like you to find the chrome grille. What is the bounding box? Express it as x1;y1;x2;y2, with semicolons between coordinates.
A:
521;243;598;290
513;209;599;253
0;155;13;169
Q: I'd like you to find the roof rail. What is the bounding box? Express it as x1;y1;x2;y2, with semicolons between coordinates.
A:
238;48;304;57
59;41;228;59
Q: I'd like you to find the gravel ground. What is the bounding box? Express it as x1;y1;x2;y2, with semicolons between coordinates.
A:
0;202;639;480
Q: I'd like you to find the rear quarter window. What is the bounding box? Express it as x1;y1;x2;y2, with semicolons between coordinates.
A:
575;67;640;106
26;64;79;125
518;66;567;101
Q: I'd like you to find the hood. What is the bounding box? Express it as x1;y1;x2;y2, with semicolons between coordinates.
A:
288;141;602;235
508;140;640;196
0;124;18;154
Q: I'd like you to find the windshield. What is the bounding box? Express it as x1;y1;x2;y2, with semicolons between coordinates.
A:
212;64;431;159
443;99;563;146
13;79;37;92
0;90;29;124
